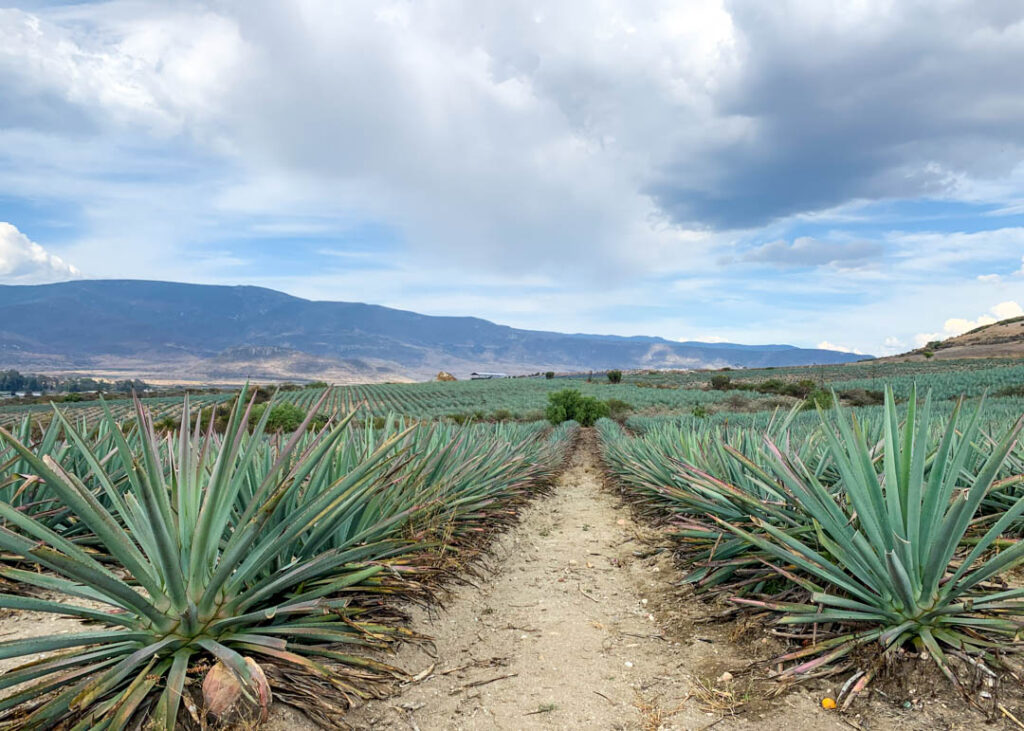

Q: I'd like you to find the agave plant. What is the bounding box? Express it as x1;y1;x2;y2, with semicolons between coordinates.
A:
597;411;827;597
0;390;421;729
724;388;1024;692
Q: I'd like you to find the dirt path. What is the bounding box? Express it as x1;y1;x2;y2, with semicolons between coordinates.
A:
269;431;845;731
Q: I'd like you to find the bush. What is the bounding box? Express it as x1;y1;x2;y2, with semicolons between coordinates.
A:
447;413;470;425
691;405;709;418
724;393;753;411
545;371;555;379
545;388;610;427
607;369;623;384
710;374;731;390
922;350;934;358
605;398;633;419
840;388;885;406
492;409;513;421
154;416;178;432
802;388;834;411
781;379;816;399
250;402;307;432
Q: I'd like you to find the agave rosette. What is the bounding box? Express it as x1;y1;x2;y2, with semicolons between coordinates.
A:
0;389;420;729
723;388;1024;685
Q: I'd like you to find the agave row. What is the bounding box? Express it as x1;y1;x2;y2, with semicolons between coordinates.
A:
0;390;575;728
599;388;1024;694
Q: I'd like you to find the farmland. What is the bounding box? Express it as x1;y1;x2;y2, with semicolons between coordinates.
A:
6;356;1023;429
0;358;1023;728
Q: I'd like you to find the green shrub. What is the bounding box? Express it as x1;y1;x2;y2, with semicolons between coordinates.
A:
545;388;610;427
780;379;816;399
492;409;513;421
607;370;623;384
840;388;885;406
249;402;307;432
710;374;731;390
545;371;555;379
724;393;753;411
154;416;179;432
802;388;834;411
691;405;710;418
605;398;633;419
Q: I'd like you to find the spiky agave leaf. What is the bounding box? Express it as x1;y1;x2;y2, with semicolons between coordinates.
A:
722;387;1024;683
0;387;420;730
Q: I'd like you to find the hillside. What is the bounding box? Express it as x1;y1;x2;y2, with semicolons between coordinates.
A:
0;280;869;382
895;317;1024;361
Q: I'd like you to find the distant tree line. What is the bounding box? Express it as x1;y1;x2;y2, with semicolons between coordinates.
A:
0;369;148;394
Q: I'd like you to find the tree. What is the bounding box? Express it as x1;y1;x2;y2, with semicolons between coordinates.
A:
545;388;610;427
607;370;622;384
545;371;555;379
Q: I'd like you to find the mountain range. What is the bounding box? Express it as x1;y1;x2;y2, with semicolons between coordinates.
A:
0;280;869;383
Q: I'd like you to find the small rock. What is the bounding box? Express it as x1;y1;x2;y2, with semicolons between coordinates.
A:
718;671;733;683
624;661;634;668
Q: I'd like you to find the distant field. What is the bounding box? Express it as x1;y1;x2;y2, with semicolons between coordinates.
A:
3;357;1021;427
0;392;233;428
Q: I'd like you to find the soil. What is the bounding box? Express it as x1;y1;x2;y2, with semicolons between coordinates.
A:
0;430;1015;729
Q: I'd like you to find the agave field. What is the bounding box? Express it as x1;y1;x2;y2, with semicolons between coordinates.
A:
3;357;1024;428
599;388;1024;708
1;357;1023;726
0;390;576;728
0;393;233;429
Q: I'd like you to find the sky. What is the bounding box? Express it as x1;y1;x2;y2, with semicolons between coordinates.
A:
1;1;1023;356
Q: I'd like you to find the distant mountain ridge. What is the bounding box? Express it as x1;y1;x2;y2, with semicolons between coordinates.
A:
0;280;870;382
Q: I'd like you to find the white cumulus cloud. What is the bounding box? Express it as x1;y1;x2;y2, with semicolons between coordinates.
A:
817;340;863;354
915;300;1024;346
0;223;81;283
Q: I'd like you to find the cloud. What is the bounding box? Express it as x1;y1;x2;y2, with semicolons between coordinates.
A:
3;1;1022;282
977;274;1002;283
817;340;863;354
0;2;1022;361
992;301;1024;320
0;222;81;283
740;237;882;268
649;2;1024;228
915;300;1024;345
880;336;905;354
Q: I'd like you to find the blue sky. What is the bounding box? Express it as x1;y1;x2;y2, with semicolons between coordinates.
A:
1;1;1023;356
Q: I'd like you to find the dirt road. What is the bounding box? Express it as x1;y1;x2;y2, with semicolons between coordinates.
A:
272;431;841;730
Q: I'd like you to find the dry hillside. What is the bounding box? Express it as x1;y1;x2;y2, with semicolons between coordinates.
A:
893;316;1024;361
